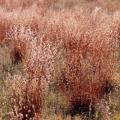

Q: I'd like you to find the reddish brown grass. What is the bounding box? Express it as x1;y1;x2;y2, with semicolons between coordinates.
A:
7;75;43;120
1;2;120;119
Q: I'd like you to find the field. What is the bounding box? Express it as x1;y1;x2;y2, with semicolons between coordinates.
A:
0;0;120;120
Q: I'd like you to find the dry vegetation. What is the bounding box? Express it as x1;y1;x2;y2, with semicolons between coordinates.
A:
0;0;120;120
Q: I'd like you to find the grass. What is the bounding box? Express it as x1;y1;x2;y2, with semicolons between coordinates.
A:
0;0;120;120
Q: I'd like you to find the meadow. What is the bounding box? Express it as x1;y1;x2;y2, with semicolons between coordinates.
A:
0;0;120;120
